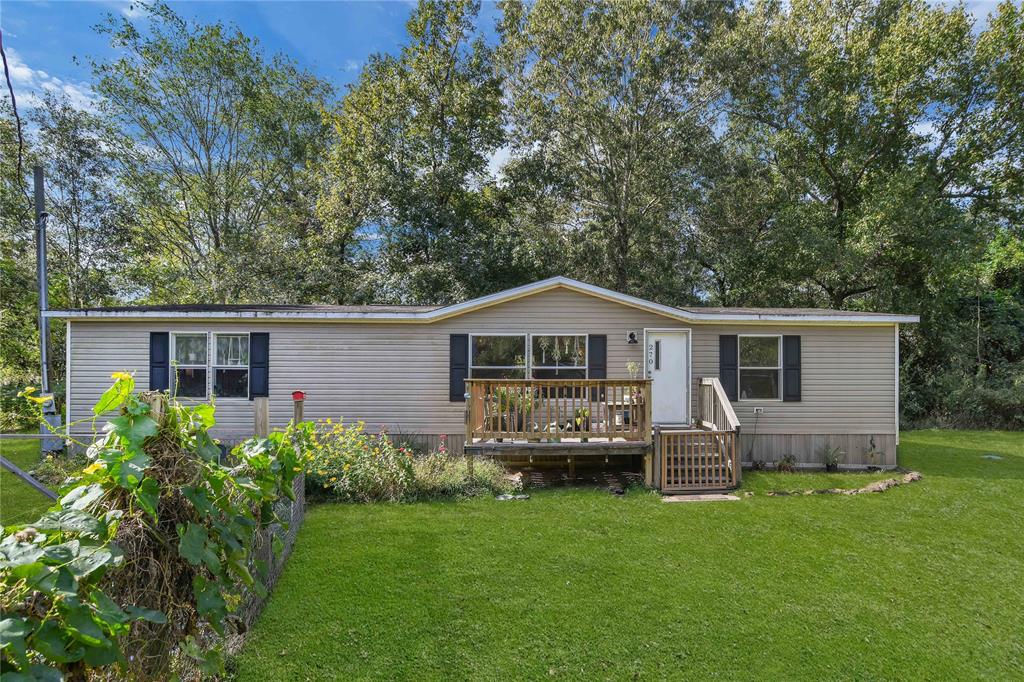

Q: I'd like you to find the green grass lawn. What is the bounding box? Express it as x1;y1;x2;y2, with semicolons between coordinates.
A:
234;430;1023;680
0;438;53;527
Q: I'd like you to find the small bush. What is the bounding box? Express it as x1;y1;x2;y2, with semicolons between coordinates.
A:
776;454;798;473
305;429;521;502
29;451;88;489
305;419;414;502
411;436;520;500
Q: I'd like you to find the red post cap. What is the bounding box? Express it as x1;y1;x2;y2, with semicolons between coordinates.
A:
291;390;306;401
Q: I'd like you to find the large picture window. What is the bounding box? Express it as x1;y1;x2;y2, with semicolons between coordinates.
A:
172;333;208;398
214;334;249;398
470;335;527;379
531;335;586;379
739;335;781;400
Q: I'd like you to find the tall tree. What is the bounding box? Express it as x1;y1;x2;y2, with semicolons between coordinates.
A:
92;1;333;303
0;98;38;386
31;92;130;309
323;0;504;304
499;0;731;303
704;0;1018;309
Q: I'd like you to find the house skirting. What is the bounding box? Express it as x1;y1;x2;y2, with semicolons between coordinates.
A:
738;433;897;469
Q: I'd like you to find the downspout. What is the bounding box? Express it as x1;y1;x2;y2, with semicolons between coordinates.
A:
35;166;63;452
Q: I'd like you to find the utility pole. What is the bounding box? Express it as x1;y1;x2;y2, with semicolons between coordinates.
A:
34;166;62;452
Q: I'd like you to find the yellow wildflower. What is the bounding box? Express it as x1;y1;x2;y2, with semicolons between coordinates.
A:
83;462;104;474
110;371;133;381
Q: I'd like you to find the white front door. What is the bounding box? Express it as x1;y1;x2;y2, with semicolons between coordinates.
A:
646;331;689;425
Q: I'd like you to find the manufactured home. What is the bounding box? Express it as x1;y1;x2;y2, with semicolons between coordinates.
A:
48;277;917;492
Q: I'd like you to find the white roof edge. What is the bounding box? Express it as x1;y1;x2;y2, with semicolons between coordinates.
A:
43;277;920;324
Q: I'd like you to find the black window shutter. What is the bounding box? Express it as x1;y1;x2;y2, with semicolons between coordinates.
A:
783;335;801;402
719;335;738;401
449;334;468;402
249;332;269;399
587;335;607;401
587;335;607;379
149;332;169;391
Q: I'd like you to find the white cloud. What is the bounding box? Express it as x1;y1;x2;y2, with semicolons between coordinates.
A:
120;2;147;19
343;59;362;73
3;47;97;112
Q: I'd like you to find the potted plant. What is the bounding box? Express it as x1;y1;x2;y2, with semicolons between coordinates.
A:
822;445;843;472
574;406;591;442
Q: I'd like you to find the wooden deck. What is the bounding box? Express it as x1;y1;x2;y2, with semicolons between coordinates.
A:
462;377;742;493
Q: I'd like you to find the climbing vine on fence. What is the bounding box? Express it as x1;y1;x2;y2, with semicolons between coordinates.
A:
1;374;305;680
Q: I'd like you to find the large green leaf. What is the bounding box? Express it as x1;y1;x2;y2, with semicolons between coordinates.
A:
0;617;29;664
0;542;44;568
32;620;84;663
60;483;105;511
192;575;227;632
34;509;105;538
106;414;159;446
89;588;130;627
62;604;110;647
178;522;219;572
93;376;133;415
83;640;122;667
41;540;80;564
124;605;167;624
69;544;121;578
112;453;151;488
135;476;160;520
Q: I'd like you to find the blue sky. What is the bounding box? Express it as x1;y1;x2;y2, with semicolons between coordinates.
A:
1;0;502;109
0;0;1001;113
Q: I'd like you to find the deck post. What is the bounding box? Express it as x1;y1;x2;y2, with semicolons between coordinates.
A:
696;378;704;428
464;381;472;446
254;396;269;438
652;424;662;490
643;380;653;445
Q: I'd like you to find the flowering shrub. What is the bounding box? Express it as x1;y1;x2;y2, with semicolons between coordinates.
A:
304;420;414;502
411;436;521;500
306;430;521;502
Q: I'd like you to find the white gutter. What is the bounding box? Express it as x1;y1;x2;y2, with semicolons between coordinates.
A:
43;277;921;325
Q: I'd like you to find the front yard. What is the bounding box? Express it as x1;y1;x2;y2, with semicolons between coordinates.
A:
235;430;1023;679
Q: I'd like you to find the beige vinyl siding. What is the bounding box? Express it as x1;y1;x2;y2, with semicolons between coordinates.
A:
66;287;896;445
690;325;896;435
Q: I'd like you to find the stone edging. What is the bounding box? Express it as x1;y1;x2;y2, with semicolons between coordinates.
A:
753;471;923;497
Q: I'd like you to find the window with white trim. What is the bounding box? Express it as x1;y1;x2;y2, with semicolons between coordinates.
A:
469;335;527;379
739;335;781;400
531;335;586;379
213;333;249;398
172;333;208;398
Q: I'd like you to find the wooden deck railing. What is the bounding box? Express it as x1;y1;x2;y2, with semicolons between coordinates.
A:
659;429;739;491
696;377;741;433
465;379;652;444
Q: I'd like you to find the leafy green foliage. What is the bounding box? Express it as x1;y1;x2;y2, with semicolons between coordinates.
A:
303;420;415;502
1;374;305;679
303;426;518;502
